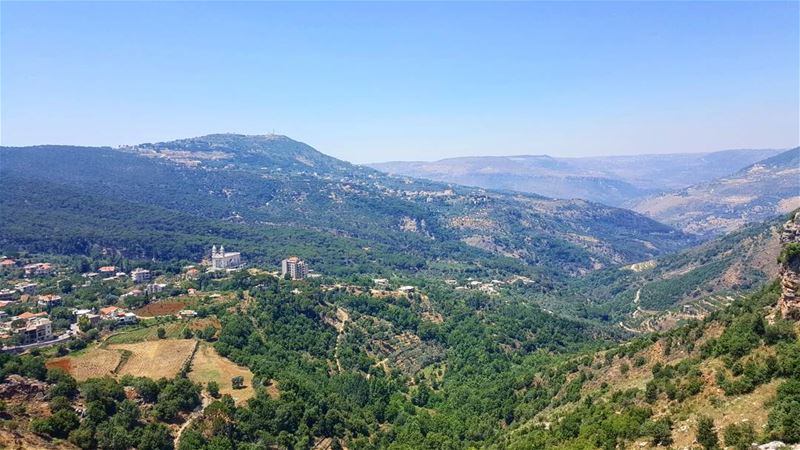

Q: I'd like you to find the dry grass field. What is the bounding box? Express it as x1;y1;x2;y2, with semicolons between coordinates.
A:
109;339;197;379
47;332;262;405
47;348;122;381
188;342;256;404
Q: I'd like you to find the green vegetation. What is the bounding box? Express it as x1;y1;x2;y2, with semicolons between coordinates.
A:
0;247;795;449
724;422;756;450
548;217;782;324
498;281;799;449
0;138;796;449
697;416;720;450
0;140;693;283
207;381;220;398
779;242;800;264
768;379;800;442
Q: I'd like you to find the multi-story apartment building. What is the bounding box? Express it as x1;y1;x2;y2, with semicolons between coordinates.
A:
281;256;308;280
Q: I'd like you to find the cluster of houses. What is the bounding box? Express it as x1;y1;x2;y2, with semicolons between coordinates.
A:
78;266;169;296
0;260;152;350
0;301;141;348
0;260;59;347
24;262;55;277
448;278;506;295
0;258;56;278
0;282;38;301
120;282;167;299
320;279;418;297
74;306;138;327
0;247;318;350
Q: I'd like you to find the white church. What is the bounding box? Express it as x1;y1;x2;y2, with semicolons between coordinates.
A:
210;245;242;271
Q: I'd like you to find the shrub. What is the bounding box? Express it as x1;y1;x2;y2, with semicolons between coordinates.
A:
697;416;719;450
231;376;244;390
138;423;173;450
778;242;800;264
723;422;755;450
643;417;673;446
31;409;80;438
767;379;800;443
208;381;220;398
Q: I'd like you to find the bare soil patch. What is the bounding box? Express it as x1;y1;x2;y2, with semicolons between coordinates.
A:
135;301;187;317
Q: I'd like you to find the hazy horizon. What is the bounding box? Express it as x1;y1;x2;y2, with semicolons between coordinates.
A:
0;131;791;166
2;1;798;163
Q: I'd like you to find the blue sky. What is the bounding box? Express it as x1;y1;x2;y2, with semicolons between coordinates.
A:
1;1;798;163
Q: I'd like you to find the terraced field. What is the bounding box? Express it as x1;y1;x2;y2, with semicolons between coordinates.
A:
48;339;197;381
110;339;197;379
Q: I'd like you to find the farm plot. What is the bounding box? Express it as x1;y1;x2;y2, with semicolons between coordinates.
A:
109;339;197;379
47;348;121;381
104;322;188;344
188;342;256;404
134;301;187;317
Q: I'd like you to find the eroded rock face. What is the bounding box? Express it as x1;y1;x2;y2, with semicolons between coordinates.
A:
779;211;800;320
0;374;49;403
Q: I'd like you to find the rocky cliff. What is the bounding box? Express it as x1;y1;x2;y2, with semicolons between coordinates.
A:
778;211;800;319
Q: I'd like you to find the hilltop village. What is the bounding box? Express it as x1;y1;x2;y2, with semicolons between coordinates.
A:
0;246;522;353
0;248;317;352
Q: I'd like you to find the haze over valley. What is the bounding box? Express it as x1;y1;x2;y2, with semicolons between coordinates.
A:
370;147;799;237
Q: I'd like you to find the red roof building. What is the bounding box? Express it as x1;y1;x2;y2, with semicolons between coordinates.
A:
15;311;47;320
99;306;120;316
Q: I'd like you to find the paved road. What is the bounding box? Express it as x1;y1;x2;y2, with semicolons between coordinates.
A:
1;332;72;353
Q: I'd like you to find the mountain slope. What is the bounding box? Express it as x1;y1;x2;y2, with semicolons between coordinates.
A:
498;280;800;450
523;214;786;332
129;133;354;173
0;135;694;278
369;149;785;206
631;148;800;237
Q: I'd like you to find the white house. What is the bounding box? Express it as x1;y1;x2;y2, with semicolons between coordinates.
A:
130;268;151;284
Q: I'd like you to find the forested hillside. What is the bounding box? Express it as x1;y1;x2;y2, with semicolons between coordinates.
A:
498;281;800;449
536;216;785;330
0;135;694;279
0;251;619;450
0;175;527;278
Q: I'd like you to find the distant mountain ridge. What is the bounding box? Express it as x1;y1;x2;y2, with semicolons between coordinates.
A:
630;147;800;237
368;148;785;207
128;133;355;174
